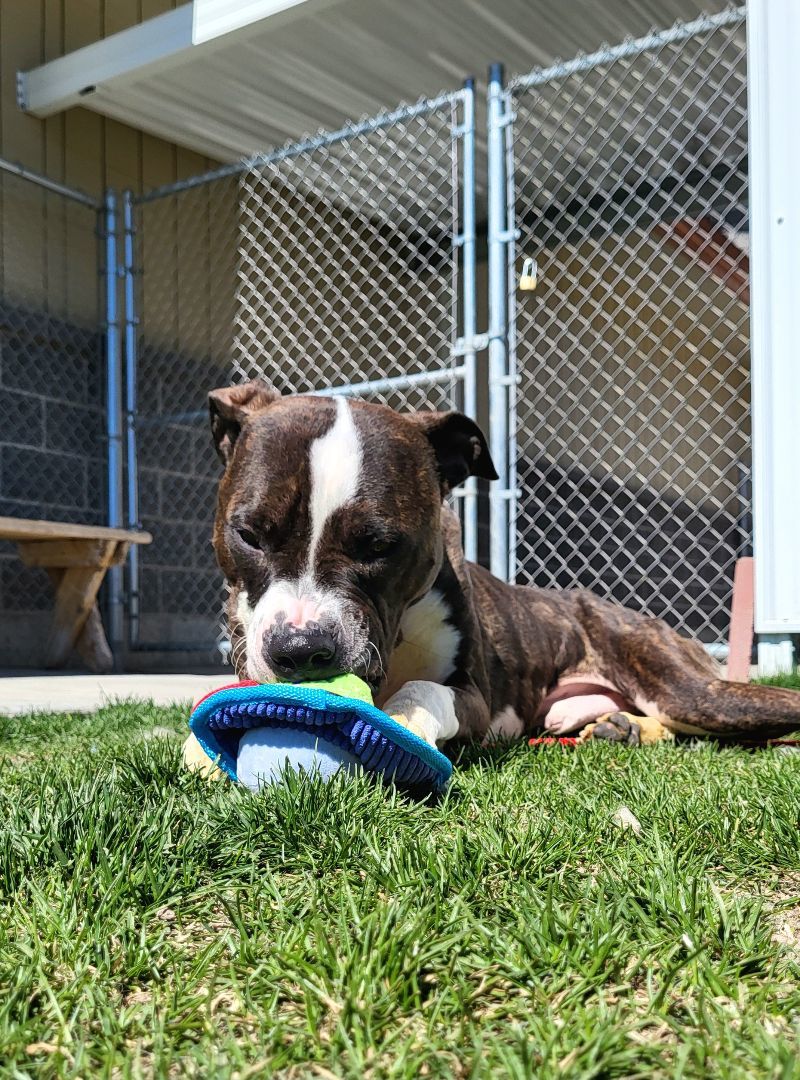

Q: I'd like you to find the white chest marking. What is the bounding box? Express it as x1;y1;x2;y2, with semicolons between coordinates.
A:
307;396;362;575
382;589;460;701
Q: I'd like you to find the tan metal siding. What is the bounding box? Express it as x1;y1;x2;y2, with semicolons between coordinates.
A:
0;0;219;324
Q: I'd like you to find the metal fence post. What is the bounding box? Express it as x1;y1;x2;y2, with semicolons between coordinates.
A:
487;63;511;581
504;80;518;583
122;189;141;648
460;78;478;563
748;0;800;672
103;188;124;663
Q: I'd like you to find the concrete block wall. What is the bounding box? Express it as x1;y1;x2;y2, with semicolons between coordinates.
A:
0;302;105;665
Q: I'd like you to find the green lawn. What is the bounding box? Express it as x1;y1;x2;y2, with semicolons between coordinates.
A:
2;683;800;1078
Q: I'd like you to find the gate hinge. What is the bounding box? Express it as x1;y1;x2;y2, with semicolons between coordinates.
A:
453;333;489;356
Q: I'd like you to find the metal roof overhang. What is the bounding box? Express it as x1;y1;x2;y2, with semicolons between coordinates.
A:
19;0;734;164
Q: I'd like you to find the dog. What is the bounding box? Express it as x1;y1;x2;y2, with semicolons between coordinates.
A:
184;379;800;768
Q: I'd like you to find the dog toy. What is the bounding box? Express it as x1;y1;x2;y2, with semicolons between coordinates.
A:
188;674;452;793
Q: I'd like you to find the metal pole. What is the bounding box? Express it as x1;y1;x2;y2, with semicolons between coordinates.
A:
487;63;510;581
104;189;124;665
510;6;745;91
131;364;472;428
460;78;478;563
123;190;141;648
747;0;800;673
504;85;518;582
0;155;100;208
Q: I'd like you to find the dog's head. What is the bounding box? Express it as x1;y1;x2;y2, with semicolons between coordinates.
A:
209;380;496;688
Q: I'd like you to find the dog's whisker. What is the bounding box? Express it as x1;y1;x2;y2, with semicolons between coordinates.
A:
364;640;385;681
229;632;248;678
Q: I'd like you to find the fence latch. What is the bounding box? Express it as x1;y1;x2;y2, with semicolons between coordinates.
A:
519;257;538;291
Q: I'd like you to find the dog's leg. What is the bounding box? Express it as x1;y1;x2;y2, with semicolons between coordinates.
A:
381;680;488;746
631;643;800;739
637;678;800;739
582;595;800;738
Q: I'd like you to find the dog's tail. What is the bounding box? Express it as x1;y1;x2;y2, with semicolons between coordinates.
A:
659;678;800;739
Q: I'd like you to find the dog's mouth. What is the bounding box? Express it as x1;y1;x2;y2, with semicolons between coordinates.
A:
347;658;383;697
236;643;387;696
233;595;391;693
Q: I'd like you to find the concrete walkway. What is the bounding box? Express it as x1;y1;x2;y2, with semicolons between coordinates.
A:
0;672;234;715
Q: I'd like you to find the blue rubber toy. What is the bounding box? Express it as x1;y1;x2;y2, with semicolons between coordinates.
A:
188;675;452;793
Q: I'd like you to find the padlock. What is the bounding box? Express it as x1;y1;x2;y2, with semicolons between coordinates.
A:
519;256;538;292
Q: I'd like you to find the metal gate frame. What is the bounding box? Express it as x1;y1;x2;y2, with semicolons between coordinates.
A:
119;83;479;655
486;62;517;584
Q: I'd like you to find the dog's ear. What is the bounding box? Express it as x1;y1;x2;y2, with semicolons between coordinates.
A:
410;411;498;492
208;380;279;465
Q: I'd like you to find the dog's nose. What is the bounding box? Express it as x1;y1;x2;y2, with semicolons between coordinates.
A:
264;626;341;680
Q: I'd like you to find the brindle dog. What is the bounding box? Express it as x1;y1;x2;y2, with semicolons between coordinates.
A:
193;380;800;753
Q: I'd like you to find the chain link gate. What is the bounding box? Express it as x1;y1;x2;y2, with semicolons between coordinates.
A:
491;8;750;647
126;87;477;658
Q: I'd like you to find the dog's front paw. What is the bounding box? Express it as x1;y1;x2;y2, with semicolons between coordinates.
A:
387;708;439;747
382;681;459;746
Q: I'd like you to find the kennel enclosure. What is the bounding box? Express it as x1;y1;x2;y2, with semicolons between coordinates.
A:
5;3;798;669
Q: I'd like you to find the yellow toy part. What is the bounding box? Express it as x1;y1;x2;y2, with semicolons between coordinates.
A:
579;712;674;746
182;731;224;780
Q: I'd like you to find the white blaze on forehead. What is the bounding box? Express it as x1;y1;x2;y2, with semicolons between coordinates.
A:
238;400;364;682
306;396;362;574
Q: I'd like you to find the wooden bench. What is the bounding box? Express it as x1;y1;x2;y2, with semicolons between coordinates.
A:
0;517;152;673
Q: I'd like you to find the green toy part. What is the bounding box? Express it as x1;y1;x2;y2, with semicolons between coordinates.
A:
295;673;374;704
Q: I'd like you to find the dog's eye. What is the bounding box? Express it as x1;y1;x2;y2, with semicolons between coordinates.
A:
235;526;261;550
351;533;399;563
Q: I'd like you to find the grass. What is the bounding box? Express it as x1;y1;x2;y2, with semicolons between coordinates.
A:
1;683;800;1078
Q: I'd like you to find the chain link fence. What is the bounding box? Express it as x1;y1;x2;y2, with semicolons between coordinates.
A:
130;92;472;656
235;99;463;410
0;167;104;665
507;8;749;644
